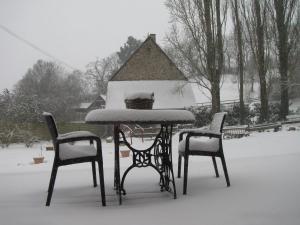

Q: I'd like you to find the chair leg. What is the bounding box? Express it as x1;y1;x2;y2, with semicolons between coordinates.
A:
97;160;106;206
92;161;97;187
183;155;189;195
177;155;182;178
220;154;230;187
46;165;58;206
212;156;219;178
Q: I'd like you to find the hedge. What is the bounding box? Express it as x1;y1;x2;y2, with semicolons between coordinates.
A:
0;121;111;147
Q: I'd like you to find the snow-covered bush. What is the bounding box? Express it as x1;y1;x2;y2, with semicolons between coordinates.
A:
225;104;252;125
249;102;281;123
0;122;38;148
187;102;281;127
186;106;212;127
106;136;113;143
187;104;253;127
268;103;281;122
0;121;16;148
17;129;39;148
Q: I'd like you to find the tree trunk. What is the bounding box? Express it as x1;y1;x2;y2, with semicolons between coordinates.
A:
215;0;223;113
204;0;220;114
274;0;289;120
232;0;245;124
259;76;269;122
250;74;254;92
254;0;268;122
211;80;221;113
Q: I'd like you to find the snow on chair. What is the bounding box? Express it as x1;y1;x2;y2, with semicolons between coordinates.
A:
42;112;106;206
177;112;230;194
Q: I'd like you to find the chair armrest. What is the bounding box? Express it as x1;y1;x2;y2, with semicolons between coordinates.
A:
179;127;207;140
186;130;222;139
179;128;221;140
57;131;100;144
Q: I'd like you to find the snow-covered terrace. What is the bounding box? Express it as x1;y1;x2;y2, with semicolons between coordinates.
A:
0;125;299;225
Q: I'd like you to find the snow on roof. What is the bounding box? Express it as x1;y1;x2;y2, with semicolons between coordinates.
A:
125;92;154;100
100;95;106;101
79;102;92;109
105;80;196;109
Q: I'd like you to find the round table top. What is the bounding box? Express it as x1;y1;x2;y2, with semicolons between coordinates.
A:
85;109;195;125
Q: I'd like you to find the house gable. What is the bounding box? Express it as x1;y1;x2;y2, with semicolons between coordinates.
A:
89;95;106;109
110;36;187;81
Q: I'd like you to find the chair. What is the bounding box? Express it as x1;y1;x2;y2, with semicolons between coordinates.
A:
43;112;106;206
177;112;230;194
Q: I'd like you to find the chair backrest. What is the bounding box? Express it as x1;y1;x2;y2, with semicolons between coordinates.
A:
209;112;227;133
43;112;58;141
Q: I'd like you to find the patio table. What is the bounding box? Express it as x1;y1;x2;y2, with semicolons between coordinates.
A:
85;109;195;204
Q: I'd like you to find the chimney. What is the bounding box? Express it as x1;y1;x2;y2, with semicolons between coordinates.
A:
149;33;156;42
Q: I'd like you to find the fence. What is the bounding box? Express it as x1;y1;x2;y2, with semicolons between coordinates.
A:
195;98;260;109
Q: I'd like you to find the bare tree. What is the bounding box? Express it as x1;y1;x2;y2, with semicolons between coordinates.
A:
240;0;271;122
165;0;228;114
85;54;119;95
231;0;245;124
224;34;235;74
268;0;300;119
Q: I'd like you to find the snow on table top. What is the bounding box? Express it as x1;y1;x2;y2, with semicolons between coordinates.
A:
85;109;195;124
125;92;154;100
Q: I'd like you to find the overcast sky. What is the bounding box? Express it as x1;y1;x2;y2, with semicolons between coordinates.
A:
0;0;170;91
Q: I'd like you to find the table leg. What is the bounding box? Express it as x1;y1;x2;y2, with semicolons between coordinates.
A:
114;125;122;205
117;124;177;201
155;124;177;199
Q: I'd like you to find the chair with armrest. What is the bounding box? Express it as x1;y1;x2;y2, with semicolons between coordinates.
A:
178;112;230;194
43;112;106;206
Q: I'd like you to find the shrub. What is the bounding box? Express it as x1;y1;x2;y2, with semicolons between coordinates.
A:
224;104;252;125
187;102;280;128
268;103;281;122
248;102;281;123
17;129;39;148
0;121;109;147
0;121;17;148
186;106;212;127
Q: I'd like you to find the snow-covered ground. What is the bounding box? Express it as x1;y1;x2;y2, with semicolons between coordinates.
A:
1;125;300;225
192;74;260;104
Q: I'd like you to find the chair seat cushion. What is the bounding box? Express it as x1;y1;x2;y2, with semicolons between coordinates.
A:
178;137;220;153
59;143;97;160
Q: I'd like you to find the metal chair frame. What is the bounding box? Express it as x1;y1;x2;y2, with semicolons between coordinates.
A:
43;112;106;206
178;112;230;194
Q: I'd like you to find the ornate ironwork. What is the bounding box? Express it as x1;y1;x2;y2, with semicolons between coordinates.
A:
154;125;176;196
117;124;177;199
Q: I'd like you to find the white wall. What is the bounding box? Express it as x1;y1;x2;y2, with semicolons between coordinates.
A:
106;80;196;109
